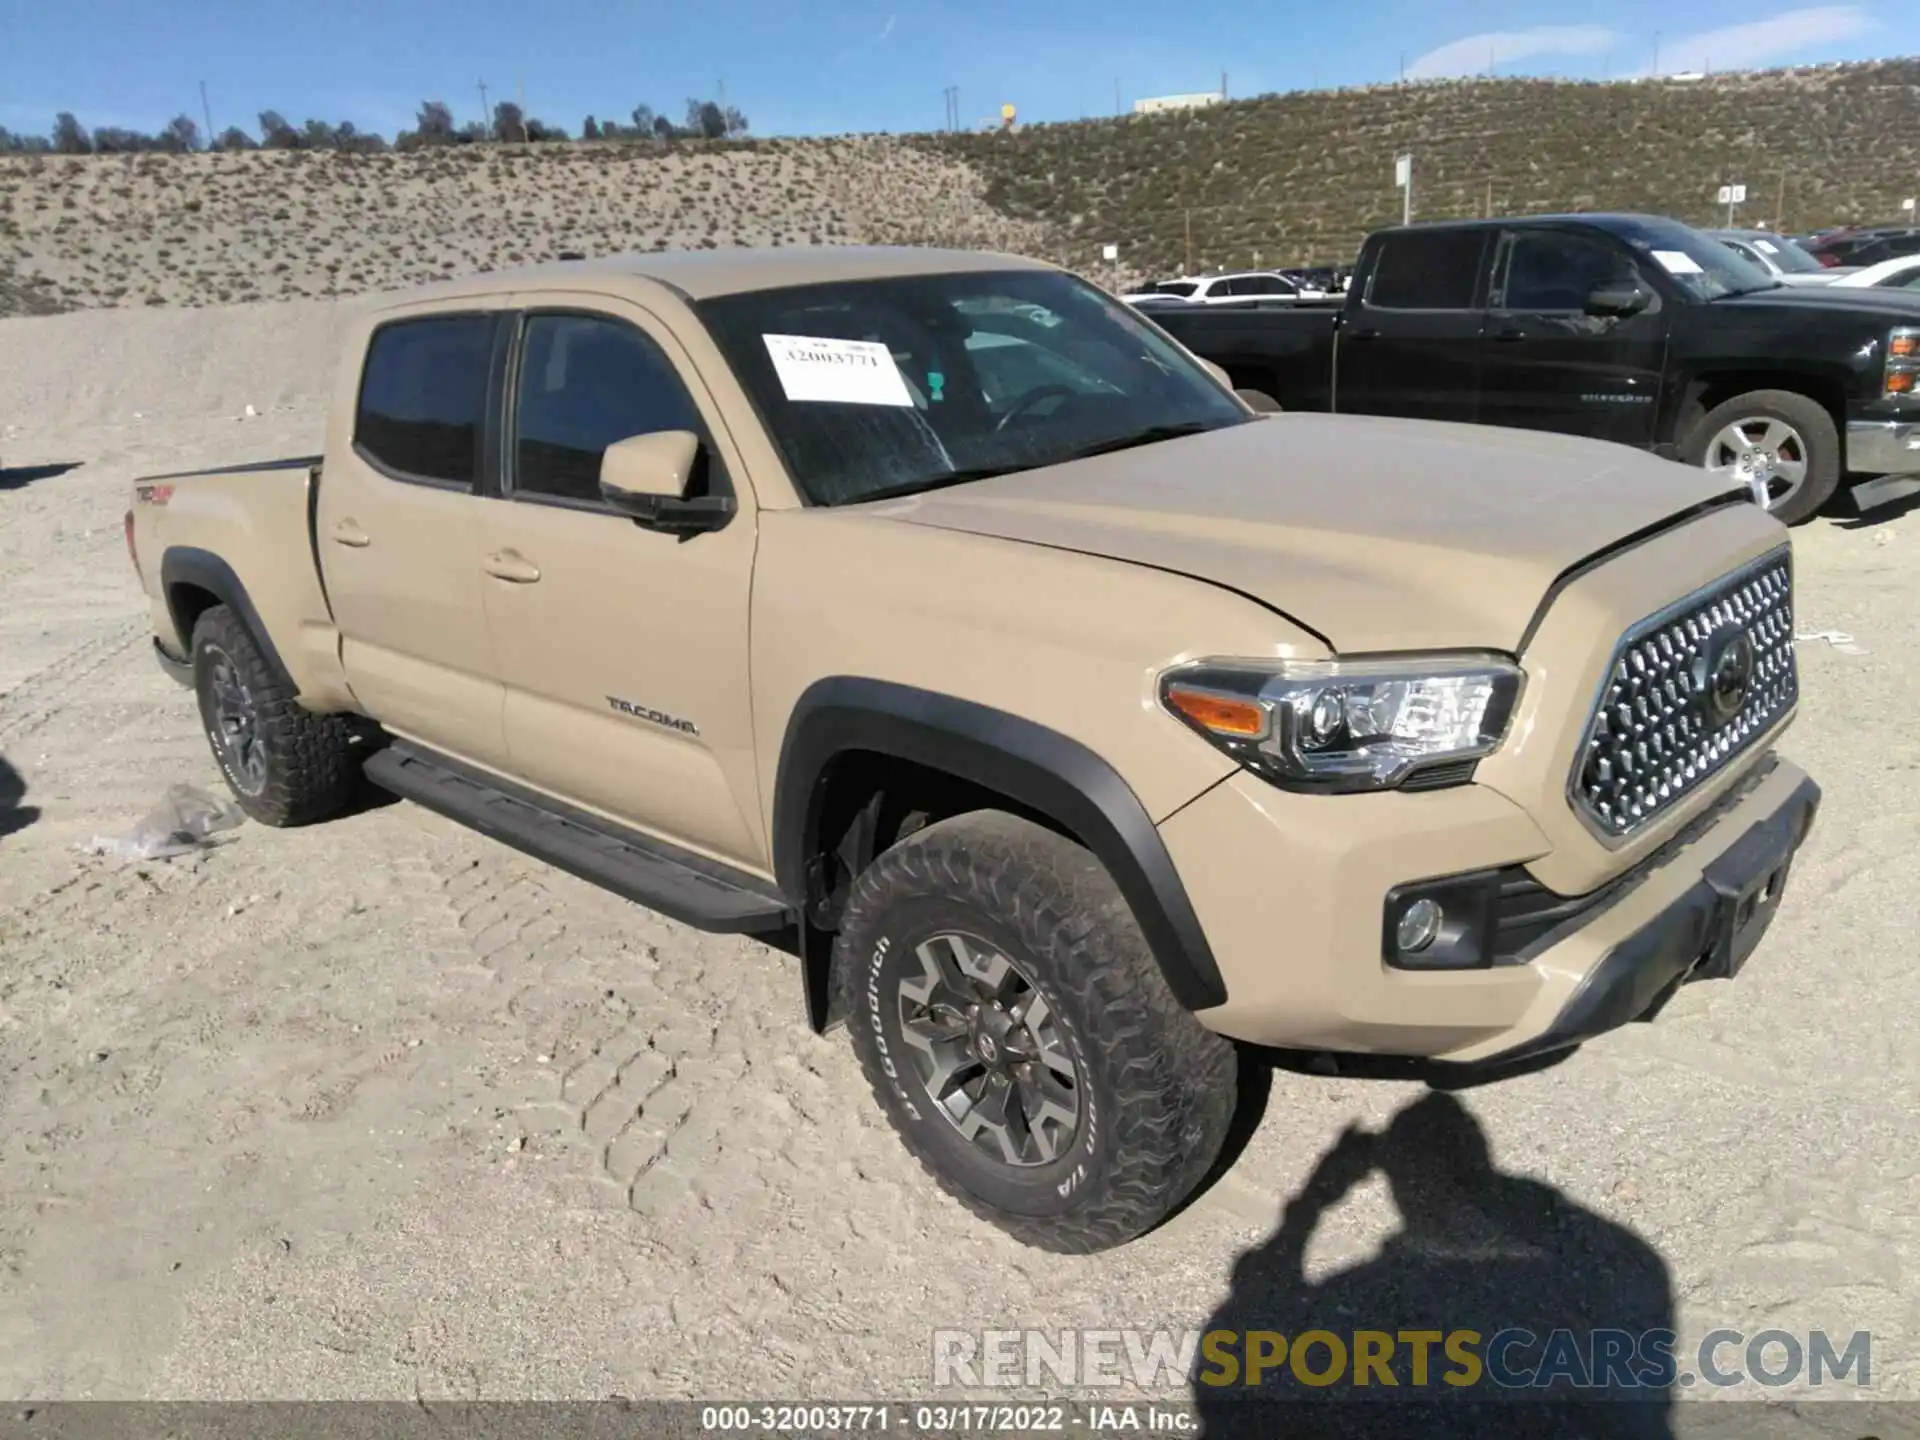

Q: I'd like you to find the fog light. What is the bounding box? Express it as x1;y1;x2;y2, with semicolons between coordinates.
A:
1396;897;1443;953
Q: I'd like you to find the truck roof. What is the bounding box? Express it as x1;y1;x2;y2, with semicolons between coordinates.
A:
373;245;1057;306
1381;212;1698;240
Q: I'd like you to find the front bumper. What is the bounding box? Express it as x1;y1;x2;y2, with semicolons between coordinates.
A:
1163;753;1818;1065
1847;419;1920;475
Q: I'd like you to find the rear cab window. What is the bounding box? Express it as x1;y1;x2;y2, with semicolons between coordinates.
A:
353;314;498;488
1364;231;1489;310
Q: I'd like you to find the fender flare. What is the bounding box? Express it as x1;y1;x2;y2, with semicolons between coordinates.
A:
158;547;295;691
772;677;1228;1012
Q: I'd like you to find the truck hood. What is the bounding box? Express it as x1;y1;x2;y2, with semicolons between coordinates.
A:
1714;284;1920;319
870;414;1738;654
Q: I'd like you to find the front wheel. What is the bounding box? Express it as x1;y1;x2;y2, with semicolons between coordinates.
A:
836;810;1236;1253
1680;389;1839;526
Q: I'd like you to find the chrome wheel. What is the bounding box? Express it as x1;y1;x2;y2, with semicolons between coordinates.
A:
1703;416;1809;511
896;931;1081;1167
202;645;267;795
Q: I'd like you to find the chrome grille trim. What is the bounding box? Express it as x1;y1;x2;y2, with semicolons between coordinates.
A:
1570;547;1796;842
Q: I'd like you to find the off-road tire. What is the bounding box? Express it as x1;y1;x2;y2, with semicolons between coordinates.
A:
191;604;359;827
836;809;1236;1252
1680;388;1840;527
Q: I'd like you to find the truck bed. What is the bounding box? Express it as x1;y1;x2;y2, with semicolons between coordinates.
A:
1148;302;1341;413
128;453;351;708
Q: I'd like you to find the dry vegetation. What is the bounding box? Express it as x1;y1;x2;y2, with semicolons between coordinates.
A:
932;58;1920;275
2;57;1916;314
0;137;1051;313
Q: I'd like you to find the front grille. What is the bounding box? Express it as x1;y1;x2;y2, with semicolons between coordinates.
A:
1572;548;1796;840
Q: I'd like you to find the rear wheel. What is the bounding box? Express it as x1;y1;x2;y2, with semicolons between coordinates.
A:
836;810;1236;1252
1680;389;1839;526
191;604;359;826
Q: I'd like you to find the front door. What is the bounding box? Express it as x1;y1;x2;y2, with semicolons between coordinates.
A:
316;304;511;768
1335;227;1492;422
1477;227;1668;447
476;303;765;870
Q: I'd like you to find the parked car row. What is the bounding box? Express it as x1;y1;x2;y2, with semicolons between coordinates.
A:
1121;270;1329;306
1145;211;1920;526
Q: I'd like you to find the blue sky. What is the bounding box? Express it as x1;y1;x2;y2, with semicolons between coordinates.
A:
0;0;1899;142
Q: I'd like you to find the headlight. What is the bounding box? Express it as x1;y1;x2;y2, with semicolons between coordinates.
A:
1159;654;1524;793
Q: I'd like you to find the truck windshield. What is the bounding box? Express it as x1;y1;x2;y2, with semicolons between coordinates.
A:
697;269;1248;507
1747;234;1824;273
1609;217;1781;300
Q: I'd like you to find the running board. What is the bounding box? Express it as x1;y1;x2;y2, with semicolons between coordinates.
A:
363;742;796;935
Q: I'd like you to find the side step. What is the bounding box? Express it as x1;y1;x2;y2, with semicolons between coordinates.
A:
363;742;796;935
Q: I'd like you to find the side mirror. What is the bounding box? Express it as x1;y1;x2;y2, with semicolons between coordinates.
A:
1585;282;1653;318
1197;357;1233;389
599;430;733;535
1235;387;1283;413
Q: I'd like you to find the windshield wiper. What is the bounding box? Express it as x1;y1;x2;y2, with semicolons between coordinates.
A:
1049;420;1221;464
849;422;1223;507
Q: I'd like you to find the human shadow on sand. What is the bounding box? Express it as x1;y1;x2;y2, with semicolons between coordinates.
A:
1194;1091;1674;1439
0;460;83;492
0;754;38;839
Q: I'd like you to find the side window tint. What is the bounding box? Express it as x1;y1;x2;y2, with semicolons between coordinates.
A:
354;315;495;486
513;314;704;504
1367;232;1486;309
1500;232;1640;311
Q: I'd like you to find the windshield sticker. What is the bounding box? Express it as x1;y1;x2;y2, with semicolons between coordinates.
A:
763;334;914;406
1754;239;1779;254
1651;249;1705;276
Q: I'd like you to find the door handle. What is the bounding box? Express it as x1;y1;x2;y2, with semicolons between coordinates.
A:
329;518;371;548
483;550;541;584
1489;328;1528;342
1347;327;1381;341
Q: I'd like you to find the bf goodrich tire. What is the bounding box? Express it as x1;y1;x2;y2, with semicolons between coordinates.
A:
836;810;1236;1253
191;604;359;826
1680;388;1840;527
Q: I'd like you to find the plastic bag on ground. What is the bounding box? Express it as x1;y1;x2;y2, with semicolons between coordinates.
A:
85;783;244;861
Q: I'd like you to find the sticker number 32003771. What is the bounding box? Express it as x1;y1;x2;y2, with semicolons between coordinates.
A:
763;334;915;407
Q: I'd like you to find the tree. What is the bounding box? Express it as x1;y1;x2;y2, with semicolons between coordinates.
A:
491;100;526;143
456;120;487;144
653;113;676;140
525;118;568;142
582;115;601;141
630;103;655;135
213;126;258;151
302;118;341;149
417;100;456;141
92;127;154;153
258;110;303;148
723;105;749;138
52;112;91;155
685;98;726;139
160;114;201;152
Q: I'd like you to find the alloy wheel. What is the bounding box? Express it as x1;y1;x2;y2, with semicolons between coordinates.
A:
896;931;1082;1167
1703;416;1809;511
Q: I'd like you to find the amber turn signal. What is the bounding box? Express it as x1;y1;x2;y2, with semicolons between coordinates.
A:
1165;685;1267;738
1889;372;1916;395
1891;334;1918;358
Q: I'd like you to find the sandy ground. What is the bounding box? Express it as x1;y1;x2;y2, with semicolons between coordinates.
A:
2;301;1918;1419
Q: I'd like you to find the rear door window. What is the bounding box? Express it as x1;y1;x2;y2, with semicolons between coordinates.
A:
354;315;497;487
1365;231;1489;310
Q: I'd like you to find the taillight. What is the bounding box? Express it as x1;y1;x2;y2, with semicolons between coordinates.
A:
124;509;142;584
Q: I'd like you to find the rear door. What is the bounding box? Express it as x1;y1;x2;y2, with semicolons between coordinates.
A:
316;303;511;768
1335;229;1491;421
1476;226;1668;447
476;302;766;869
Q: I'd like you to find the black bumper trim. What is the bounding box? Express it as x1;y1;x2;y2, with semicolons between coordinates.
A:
1443;772;1821;1074
153;637;193;686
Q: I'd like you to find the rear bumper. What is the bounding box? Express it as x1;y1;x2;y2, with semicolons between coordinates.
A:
1847;419;1920;475
153;637;193;686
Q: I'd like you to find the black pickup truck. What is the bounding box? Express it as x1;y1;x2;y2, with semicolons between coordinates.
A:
1149;213;1920;524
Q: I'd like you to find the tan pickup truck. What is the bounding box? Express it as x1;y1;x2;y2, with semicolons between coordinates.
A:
127;246;1819;1252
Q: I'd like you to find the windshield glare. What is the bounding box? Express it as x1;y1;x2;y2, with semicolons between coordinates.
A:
1616;219;1779;299
1748;234;1824;273
698;270;1248;507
